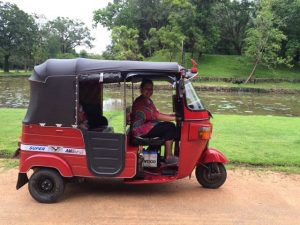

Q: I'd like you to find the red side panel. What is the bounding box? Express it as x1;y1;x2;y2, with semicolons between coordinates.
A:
177;121;211;179
116;137;137;178
21;125;85;147
19;153;73;177
20;125;137;178
116;151;136;178
183;106;210;120
176;98;216;178
20;125;91;177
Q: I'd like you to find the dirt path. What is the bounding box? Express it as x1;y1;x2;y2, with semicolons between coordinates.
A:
0;168;299;225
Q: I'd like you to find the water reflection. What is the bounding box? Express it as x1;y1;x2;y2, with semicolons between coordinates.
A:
1;76;300;117
200;91;300;117
102;86;300;117
0;77;30;108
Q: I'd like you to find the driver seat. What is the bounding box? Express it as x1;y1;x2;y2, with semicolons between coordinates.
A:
127;105;165;147
131;136;165;147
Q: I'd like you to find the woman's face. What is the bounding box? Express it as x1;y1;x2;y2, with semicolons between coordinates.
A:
141;83;153;98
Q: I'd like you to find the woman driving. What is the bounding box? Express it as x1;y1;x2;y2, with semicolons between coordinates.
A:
131;79;178;165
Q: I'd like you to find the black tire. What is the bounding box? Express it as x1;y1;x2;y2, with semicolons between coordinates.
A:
196;163;227;189
28;168;65;203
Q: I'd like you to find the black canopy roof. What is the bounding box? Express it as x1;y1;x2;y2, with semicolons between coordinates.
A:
30;58;181;83
24;58;182;126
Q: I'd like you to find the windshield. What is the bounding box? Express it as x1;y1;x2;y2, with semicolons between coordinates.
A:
184;80;205;111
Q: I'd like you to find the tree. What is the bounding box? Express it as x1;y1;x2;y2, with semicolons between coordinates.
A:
46;17;94;54
79;50;88;58
95;0;210;59
93;0;138;29
0;1;37;72
244;0;290;83
271;0;300;65
101;45;116;60
164;0;204;60
189;0;220;54
110;26;144;60
214;0;255;55
94;0;170;56
145;26;185;61
31;14;53;64
144;28;160;56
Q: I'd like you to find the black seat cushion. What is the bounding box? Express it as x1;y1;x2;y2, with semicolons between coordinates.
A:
132;136;165;146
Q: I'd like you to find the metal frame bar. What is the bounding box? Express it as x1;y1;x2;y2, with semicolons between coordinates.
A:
75;75;79;126
123;79;127;133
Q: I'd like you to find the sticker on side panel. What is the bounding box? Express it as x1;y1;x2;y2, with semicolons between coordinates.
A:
21;144;86;155
48;146;64;152
27;145;47;152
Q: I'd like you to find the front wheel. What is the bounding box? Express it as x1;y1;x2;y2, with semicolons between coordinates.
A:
196;163;227;189
28;168;65;203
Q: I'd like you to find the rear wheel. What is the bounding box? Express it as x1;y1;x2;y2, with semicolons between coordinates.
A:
28;168;65;203
196;163;227;189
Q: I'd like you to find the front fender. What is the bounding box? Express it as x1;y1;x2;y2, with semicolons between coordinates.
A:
199;148;228;164
20;153;73;177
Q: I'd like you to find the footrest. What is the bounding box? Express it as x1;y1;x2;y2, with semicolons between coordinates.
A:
161;169;176;176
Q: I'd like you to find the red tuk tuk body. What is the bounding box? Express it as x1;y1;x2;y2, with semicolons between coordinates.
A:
16;58;228;203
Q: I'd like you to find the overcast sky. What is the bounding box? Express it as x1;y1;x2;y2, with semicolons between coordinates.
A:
7;0;112;54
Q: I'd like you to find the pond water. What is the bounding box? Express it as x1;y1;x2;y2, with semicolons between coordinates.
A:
1;76;300;117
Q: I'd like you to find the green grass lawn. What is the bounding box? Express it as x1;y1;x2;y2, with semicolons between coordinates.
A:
210;115;300;168
0;70;31;76
148;53;300;79
0;109;25;157
1;108;300;172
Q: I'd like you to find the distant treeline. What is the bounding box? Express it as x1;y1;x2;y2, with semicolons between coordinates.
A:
1;0;300;77
94;0;299;77
0;1;97;72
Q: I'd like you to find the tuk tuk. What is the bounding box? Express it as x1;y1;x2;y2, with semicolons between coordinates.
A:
16;58;228;203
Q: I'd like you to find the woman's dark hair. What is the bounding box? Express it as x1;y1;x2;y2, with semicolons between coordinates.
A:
140;78;153;90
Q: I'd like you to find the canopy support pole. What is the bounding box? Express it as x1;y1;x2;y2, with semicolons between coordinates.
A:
75;76;79;126
131;82;134;104
123;80;127;134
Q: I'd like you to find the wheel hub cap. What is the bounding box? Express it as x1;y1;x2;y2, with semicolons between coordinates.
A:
41;179;53;191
